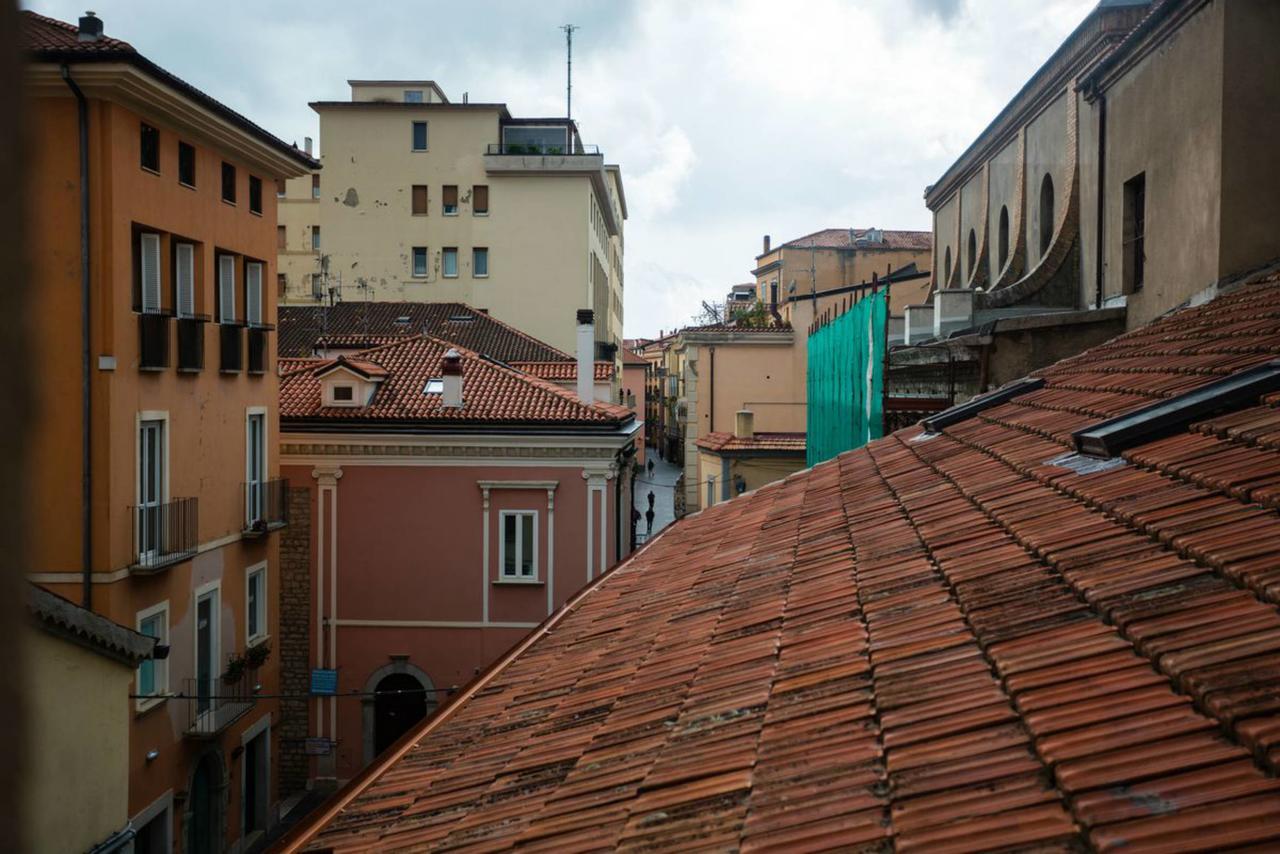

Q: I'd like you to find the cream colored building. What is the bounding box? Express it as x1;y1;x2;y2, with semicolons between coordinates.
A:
276;138;321;303
284;80;626;359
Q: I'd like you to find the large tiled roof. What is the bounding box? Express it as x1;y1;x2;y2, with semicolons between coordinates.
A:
509;361;616;382
278;303;572;363
780;228;933;252
28;584;156;666
21;12;317;169
696;432;807;454
288;268;1280;851
280;336;631;427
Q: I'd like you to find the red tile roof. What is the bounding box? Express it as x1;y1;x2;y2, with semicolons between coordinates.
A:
21;12;317;169
623;350;649;367
286;266;1280;852
280;336;631;426
696;432;807;453
779;227;933;252
509;361;615;381
278;303;572;363
681;320;793;334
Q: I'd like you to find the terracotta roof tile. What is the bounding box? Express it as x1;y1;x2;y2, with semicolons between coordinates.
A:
779;227;933;252
696;432;807;453
278;302;573;362
286;266;1280;851
280;336;631;426
509;361;615;381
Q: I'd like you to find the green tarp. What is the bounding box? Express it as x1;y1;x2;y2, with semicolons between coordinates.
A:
806;291;886;467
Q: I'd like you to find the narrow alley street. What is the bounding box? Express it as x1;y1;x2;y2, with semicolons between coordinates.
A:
633;453;681;544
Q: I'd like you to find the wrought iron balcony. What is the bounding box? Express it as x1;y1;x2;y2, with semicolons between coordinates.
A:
247;324;272;375
138;311;171;370
183;670;256;739
219;322;244;372
177;315;208;372
130;496;198;573
242;478;288;537
484;142;599;156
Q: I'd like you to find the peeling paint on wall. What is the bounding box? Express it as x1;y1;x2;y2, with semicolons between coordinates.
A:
343;188;360;207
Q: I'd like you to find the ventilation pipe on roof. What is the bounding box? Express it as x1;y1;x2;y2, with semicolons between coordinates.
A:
441;349;463;408
576;309;595;403
78;11;103;42
762;235;771;254
735;410;754;440
304;136;313;156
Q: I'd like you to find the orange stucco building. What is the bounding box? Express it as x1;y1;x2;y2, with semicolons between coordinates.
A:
23;11;316;851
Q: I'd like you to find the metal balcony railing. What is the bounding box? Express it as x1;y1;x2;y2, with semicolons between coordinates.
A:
138;312;171;370
177;315;208;372
243;478;288;536
485;143;600;156
130;496;198;572
183;670;256;738
219;322;244;372
247;325;271;375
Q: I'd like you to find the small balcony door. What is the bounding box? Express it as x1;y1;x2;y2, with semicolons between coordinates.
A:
195;586;219;717
246;413;265;526
138;420;165;560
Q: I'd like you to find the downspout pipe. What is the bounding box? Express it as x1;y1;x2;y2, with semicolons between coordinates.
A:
1094;92;1106;310
62;65;92;609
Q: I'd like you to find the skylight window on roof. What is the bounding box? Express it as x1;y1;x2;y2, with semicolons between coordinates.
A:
448;313;475;323
921;377;1045;433
394;316;411;324
423;378;444;394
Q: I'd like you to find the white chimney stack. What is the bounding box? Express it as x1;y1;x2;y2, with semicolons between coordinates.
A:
304;136;314;156
441;348;463;408
576;309;595;403
735;409;754;439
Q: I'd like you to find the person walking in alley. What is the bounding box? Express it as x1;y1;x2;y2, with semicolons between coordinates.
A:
645;506;655;536
647;458;654;476
647;490;656;510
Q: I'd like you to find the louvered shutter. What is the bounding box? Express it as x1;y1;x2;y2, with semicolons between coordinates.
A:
219;255;236;323
246;262;262;326
140;233;161;313
175;243;195;318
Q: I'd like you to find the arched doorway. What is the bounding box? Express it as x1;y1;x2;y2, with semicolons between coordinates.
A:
186;751;224;854
362;661;437;764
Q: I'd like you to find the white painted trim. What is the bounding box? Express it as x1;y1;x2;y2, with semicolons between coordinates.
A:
246;407;268;527
27;530;253;585
476;480;560;490
135;600;170;710
131;790;174;852
245;560;268;646
497;510;538;581
332;619;540;629
281;429;638;452
136;411;170;563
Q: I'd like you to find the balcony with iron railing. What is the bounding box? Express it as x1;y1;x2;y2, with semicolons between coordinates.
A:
247;324;273;375
177;314;209;372
130;496;199;573
138;310;172;370
183;669;257;739
242;478;289;538
219;322;244;372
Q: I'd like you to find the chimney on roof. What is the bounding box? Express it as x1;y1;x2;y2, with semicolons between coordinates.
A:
304;136;313;156
762;235;771;254
441;349;463;408
735;410;754;440
576;310;596;403
78;11;103;42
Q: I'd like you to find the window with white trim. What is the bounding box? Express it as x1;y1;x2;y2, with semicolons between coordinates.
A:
246;411;265;526
245;261;263;326
175;242;195;318
140;232;162;313
136;602;169;706
247;564;267;644
138;419;166;560
499;510;537;580
442;247;458;278
218;255;237;323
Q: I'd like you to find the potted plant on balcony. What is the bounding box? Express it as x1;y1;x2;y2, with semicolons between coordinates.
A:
245;641;271;670
222;654;246;686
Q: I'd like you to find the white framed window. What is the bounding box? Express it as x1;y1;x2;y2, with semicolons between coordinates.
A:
333;384;354;402
473;247;489;278
245;409;266;526
499;510;537;580
140;232;162;313
311;226;321;250
175;242;195;319
135;601;169;709
412;246;428;277
411;121;428;151
194;580;221;719
218;254;237;323
404;89;423;103
442;247;458;278
245;261;263;326
246;562;267;645
137;414;168;562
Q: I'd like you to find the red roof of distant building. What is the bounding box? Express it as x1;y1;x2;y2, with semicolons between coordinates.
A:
622;350;649;367
280;336;631;426
286;267;1280;851
776;227;933;253
509;361;615;381
696;431;806;453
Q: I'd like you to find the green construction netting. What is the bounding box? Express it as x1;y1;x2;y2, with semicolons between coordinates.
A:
806;290;886;467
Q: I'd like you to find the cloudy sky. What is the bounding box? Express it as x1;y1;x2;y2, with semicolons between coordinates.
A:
29;0;1097;338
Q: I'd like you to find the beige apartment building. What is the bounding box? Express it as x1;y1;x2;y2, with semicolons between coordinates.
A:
276;138;321;302
281;80;626;359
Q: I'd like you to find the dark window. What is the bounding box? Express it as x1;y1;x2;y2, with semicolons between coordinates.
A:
249;175;263;215
1039;174;1055;256
473;184;489;215
1123;172;1146;294
277;273;286;297
277;225;286;250
311;173;320;199
967;229;977;279
412;247;428;277
178;141;196;186
140;123;160;172
221;162;237;204
412;185;429;215
442;185;458;215
944;247;952;284
311;226;320;250
333;385;354;401
412;121;428;151
998;205;1009;271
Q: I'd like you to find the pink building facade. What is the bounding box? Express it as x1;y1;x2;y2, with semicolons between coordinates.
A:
279;338;638;782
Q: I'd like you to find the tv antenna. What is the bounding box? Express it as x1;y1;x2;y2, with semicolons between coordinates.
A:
560;24;580;118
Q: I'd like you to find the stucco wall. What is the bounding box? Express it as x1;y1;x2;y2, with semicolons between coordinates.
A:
26;629;132;853
987;136;1021;281
1024;92;1071;270
959;172;986;284
934;197;959;286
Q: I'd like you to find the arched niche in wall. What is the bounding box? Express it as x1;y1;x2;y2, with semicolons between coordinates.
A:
1039;174;1055;256
967;229;977;280
998;205;1010;272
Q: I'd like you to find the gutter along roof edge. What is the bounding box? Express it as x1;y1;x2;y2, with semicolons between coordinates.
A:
274;518;687;852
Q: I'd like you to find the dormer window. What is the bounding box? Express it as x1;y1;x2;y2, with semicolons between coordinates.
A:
423;378;444;395
317;359;386;407
333;385;354;402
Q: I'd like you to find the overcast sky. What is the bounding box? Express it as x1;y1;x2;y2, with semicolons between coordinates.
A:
29;0;1097;338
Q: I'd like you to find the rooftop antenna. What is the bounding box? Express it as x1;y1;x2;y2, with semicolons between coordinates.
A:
560;24;579;119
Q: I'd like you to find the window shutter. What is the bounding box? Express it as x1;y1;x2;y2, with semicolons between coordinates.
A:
473;184;488;213
246;262;263;326
219;255;236;323
412;185;428;215
140;233;161;313
175;243;195;318
443;185;458;208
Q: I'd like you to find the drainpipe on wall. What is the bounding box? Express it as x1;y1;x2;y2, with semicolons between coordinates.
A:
1095;92;1107;310
62;64;92;609
708;346;715;434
